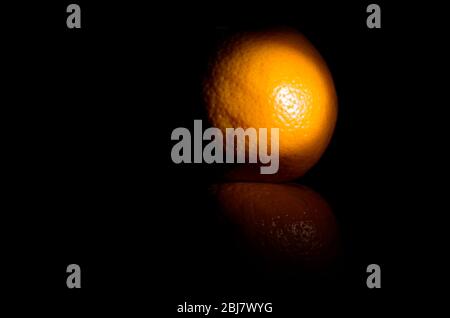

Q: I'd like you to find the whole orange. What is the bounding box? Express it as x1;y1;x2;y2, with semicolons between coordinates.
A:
203;28;337;181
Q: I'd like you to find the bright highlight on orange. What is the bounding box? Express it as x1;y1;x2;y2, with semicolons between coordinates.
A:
274;84;309;126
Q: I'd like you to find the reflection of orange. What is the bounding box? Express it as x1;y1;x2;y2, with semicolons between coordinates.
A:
211;183;339;268
203;28;337;182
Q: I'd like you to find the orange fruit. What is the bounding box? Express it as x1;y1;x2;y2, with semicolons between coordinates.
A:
203;28;337;181
210;183;339;269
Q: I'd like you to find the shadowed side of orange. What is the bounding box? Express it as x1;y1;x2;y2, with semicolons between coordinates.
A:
203;28;337;182
210;183;340;269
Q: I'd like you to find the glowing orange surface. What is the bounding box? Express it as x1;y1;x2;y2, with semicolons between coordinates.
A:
203;28;337;181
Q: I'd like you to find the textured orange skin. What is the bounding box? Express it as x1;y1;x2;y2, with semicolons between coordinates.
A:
203;29;337;182
211;183;339;268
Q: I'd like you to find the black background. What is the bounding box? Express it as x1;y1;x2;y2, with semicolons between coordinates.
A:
3;0;435;315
